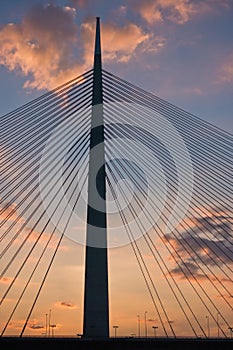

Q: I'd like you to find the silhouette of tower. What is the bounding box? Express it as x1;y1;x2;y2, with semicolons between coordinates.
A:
83;17;109;338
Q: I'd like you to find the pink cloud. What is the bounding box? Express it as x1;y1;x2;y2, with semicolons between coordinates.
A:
1;0;229;95
0;4;164;91
81;18;163;65
130;0;195;24
0;201;24;223
0;276;13;284
0;199;71;253
0;4;84;91
130;0;231;25
7;319;26;330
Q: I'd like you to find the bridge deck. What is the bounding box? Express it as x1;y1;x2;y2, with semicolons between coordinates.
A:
0;337;232;350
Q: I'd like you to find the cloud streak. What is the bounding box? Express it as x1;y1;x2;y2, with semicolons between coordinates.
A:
55;301;77;309
28;323;44;330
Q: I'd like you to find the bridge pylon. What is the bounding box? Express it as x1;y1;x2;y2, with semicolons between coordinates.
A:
82;17;109;338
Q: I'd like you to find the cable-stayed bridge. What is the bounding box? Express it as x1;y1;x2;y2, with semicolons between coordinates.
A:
0;18;232;347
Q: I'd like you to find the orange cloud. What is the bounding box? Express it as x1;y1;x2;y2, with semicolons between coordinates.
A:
0;276;13;284
81;18;164;65
130;0;230;25
0;4;84;91
0;4;164;91
0;201;25;224
0;198;71;255
103;22;150;62
13;228;72;252
6;318;45;332
130;0;195;24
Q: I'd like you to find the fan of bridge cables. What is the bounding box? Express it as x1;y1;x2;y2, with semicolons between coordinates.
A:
0;69;232;337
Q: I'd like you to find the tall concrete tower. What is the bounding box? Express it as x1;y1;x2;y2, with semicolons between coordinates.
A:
83;17;109;338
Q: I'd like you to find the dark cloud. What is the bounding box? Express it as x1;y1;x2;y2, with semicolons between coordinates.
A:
170;260;207;280
56;301;77;309
165;208;233;280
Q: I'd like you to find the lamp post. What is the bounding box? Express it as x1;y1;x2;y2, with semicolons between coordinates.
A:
113;325;119;338
144;311;147;338
48;309;51;337
137;315;140;337
152;326;158;338
50;324;56;337
45;313;48;337
206;316;210;338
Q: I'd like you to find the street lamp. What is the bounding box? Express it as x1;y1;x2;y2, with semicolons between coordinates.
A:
50;324;56;337
144;311;147;338
137;315;140;337
152;326;158;338
113;325;119;338
206;316;210;338
45;313;48;336
48;309;51;337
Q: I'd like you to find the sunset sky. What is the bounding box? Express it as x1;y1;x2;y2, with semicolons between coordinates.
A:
0;0;232;338
0;0;233;131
